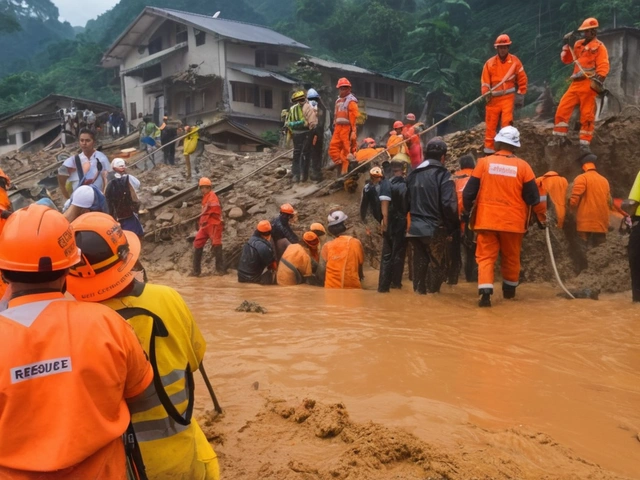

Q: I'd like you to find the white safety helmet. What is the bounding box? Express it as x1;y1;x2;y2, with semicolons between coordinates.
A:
327;210;348;226
111;158;126;169
494;126;521;148
70;185;95;209
307;88;320;100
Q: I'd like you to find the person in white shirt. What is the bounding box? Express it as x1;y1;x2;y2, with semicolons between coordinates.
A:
57;128;111;199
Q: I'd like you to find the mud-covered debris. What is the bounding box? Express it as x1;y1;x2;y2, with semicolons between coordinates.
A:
236;300;267;314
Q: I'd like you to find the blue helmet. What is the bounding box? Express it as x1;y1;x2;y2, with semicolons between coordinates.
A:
307;88;320;100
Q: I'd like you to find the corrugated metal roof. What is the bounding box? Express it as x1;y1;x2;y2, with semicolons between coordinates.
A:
228;64;296;84
153;8;309;49
303;56;416;85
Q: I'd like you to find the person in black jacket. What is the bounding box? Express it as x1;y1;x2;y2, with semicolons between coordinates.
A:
378;159;409;292
271;203;300;261
406;137;459;295
160;117;179;165
360;167;388;223
238;220;277;285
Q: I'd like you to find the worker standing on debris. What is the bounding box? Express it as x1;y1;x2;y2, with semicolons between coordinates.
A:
238;220;277;285
183;125;200;180
481;34;528;154
277;231;321;286
105;158;143;237
360;167;387;223
0;204;153;479
537;171;569;228
452;154;477;283
550;18;609;151
406;138;459;295
0;167;11;213
306;88;328;182
318;210;364;289
57;128;111;199
190;177;225;277
63;184;109;222
141;115;162;167
569;153;611;270
378;158;408;292
271;203;300;261
622;171;640;302
463;126;546;307
329;78;359;176
66;213;220;480
286;90;318;183
402;114;423;168
161;116;180;165
387;121;406;157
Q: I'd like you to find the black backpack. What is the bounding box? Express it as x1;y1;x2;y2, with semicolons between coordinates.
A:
106;175;137;220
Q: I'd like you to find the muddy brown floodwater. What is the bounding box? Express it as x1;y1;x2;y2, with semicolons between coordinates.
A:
157;271;640;480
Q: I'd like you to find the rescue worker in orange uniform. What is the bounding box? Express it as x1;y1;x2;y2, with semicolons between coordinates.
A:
190;177;225;276
537;171;569;228
354;137;384;163
319;210;364;289
402;113;423;169
277;231;321;286
0;204;153;479
67;212;220;480
569;153;611;270
481;34;528;154
452;154;477;283
309;222;326;262
0;168;12;304
463;126;546;307
551;18;609;151
387;121;406;156
329;77;359;175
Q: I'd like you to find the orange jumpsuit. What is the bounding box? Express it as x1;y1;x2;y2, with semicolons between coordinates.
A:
537;171;568;228
481;54;527;152
194;190;222;248
355;147;384;163
329;93;359;174
386;132;405;157
569;165;611;235
402;124;423;168
553;38;609;146
0;168;11;211
466;152;545;292
320;235;364;289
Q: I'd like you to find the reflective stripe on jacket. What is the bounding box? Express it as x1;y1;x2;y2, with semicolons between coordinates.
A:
334;94;358;127
561;39;609;79
481;53;527;96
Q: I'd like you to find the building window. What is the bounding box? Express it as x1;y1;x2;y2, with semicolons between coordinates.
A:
176;24;187;44
263;89;273;109
22;131;31;143
363;81;372;98
130;102;137;120
374;83;394;102
231;82;256;104
148;37;163;55
142;64;162;82
255;50;278;68
0;130;9;146
194;28;206;46
282;90;289;109
185;96;192;115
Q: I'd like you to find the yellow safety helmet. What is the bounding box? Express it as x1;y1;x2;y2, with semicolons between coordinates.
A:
291;91;306;102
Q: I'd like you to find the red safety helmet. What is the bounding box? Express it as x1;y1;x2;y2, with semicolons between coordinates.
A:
405;113;416;122
363;137;376;147
336;77;352;88
280;203;295;215
578;17;599;31
494;34;512;47
393;121;404;129
198;177;212;187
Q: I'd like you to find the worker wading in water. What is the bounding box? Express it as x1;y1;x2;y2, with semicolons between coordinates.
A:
190;177;225;276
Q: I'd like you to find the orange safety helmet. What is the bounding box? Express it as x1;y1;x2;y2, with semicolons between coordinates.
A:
310;222;326;236
578;17;599;31
393;121;404;129
67;212;141;303
336;77;352;88
0;204;81;273
494;34;512;47
302;231;320;247
406;113;416;122
363;137;376;147
257;220;272;233
199;177;212;187
369;167;384;178
280;203;295;215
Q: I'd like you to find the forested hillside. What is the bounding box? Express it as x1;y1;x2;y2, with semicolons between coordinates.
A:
0;0;638;120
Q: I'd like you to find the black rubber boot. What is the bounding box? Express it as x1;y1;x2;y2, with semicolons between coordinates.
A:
213;245;227;275
189;247;203;277
478;287;492;307
503;283;517;299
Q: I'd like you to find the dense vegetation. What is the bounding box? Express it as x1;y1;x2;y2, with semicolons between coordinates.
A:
0;0;638;124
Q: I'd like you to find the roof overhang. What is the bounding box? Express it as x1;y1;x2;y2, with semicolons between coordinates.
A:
122;42;187;76
228;64;296;84
301;56;418;86
102;9;164;68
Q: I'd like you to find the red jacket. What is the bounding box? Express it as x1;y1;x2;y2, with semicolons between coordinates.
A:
200;191;222;227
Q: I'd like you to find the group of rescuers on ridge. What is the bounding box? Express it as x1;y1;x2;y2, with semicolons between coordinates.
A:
0;15;639;480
